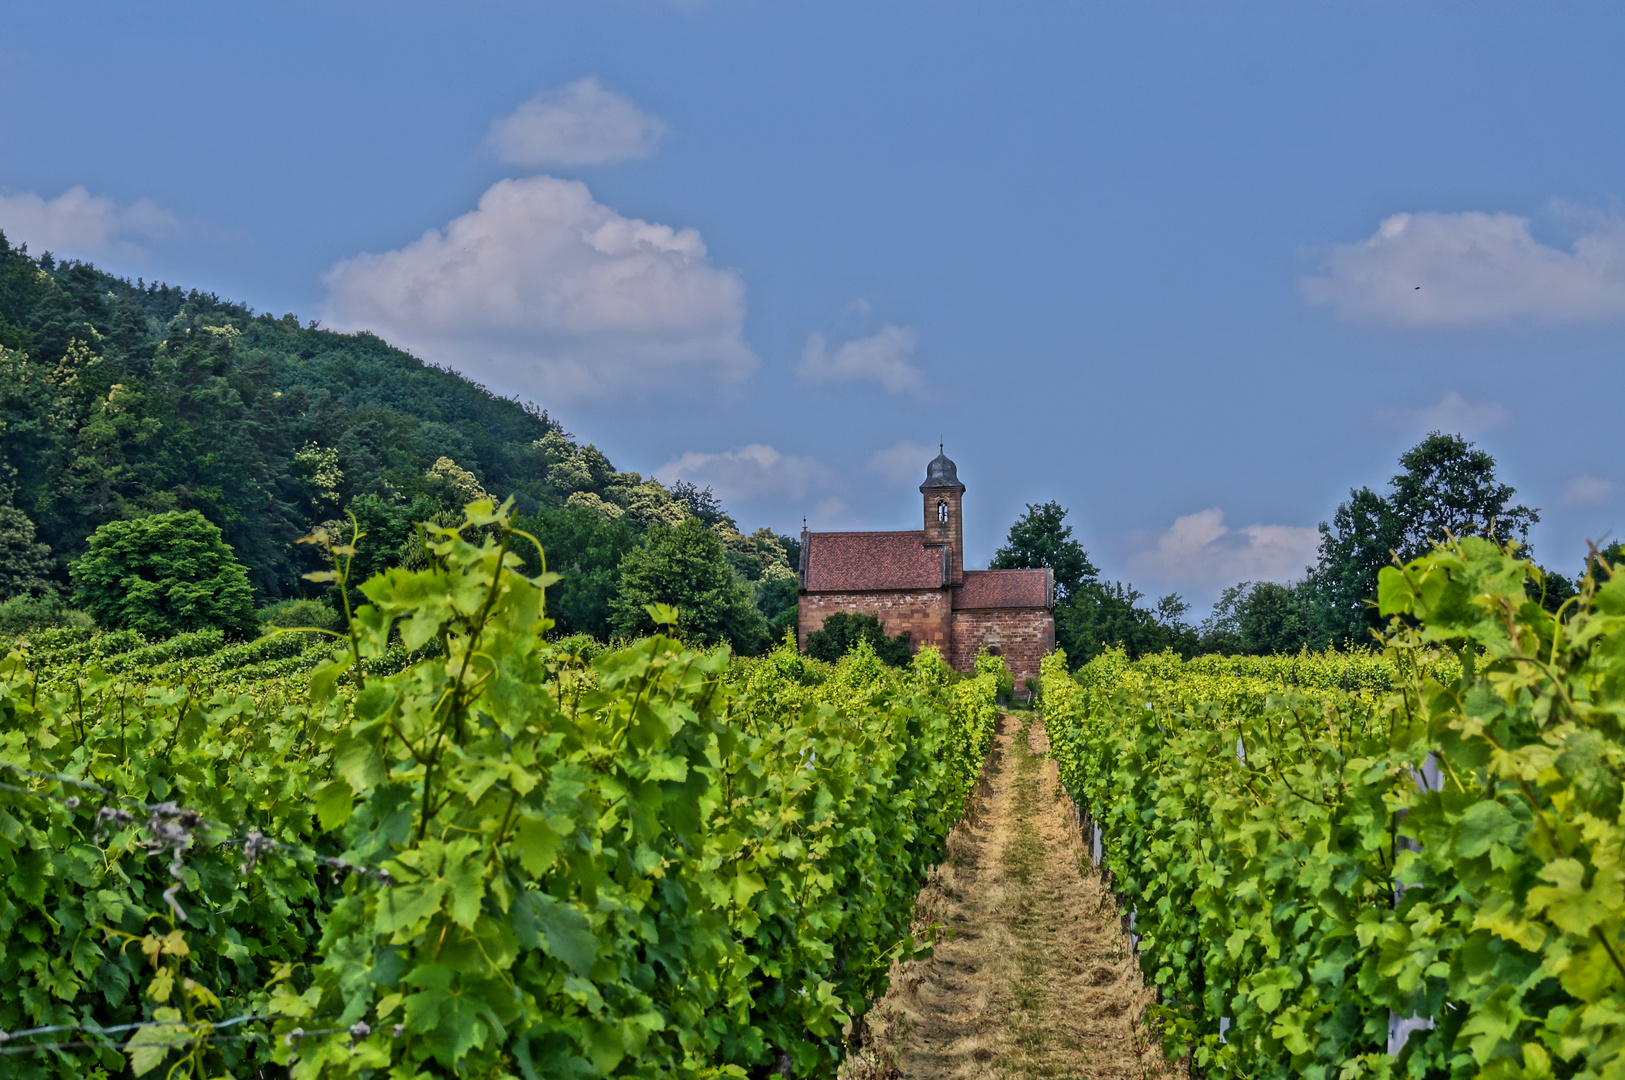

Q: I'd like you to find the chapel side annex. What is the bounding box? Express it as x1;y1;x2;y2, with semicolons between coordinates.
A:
795;449;1055;692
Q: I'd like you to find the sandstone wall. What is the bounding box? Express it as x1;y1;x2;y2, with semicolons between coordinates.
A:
949;609;1055;693
798;590;951;655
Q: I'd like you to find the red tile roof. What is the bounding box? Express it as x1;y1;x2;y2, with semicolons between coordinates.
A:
952;569;1052;610
803;531;947;591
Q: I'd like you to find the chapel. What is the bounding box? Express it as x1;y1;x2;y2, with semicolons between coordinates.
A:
797;449;1055;693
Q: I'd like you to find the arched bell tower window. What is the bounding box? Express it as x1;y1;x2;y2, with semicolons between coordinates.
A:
937;500;948;524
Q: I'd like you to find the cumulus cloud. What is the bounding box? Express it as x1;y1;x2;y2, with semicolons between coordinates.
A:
655;444;833;503
866;440;937;486
1370;391;1513;437
1301;209;1625;326
486;77;668;169
0;186;177;260
322;175;755;401
799;324;927;395
1130;508;1320;593
1566;474;1616;508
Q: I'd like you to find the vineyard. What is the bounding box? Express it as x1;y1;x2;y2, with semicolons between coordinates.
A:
0;503;1001;1078
1044;538;1625;1079
5;511;1621;1080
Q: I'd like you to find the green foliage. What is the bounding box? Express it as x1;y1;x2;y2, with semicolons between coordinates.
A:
804;611;913;668
258;597;345;634
71;511;258;639
1200;579;1330;655
0;499;1000;1078
988;503;1190;666
0;483;53;599
0;236;824;649
714;524;795;584
1057;579;1195;666
610;516;766;651
0;641;345;1080
1311;432;1538;647
753;574;800;644
341;492;445;586
515;503;640;639
1385;432;1538;556
1181;645;1456;693
1313;483;1402;645
989;500;1099;603
975;650;1015;700
1043;536;1625;1079
0;593;93;635
667;480;730;527
1529;562;1581;615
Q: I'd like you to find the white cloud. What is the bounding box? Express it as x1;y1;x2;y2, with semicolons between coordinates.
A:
866;440;936;486
486;77;668;169
1566;474;1616;508
799;324;927;395
0;186;177;260
655;444;833;503
1301;209;1625;326
1130;508;1320;593
812;497;852;525
1371;391;1513;436
322;175;755;402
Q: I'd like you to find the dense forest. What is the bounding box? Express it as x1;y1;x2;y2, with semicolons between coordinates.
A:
0;232;800;646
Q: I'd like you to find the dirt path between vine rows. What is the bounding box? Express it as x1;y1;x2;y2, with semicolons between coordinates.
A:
845;712;1177;1080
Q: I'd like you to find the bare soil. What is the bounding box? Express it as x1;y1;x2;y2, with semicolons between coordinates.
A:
844;712;1178;1080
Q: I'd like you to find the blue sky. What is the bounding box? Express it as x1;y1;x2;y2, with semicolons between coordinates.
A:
3;1;1622;607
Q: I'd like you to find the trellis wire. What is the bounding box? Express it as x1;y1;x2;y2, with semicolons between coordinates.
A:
0;1016;386;1057
0;1011;271;1047
0;759;393;923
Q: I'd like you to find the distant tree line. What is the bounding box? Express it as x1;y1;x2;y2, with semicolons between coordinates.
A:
991;432;1605;666
0;234;799;649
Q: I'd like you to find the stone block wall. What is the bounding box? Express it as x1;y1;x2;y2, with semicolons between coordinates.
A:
798;590;951;655
949;609;1055;692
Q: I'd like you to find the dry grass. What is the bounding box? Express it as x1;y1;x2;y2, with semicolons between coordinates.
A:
843;714;1182;1080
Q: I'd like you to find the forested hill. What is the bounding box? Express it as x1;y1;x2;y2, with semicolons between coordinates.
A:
0;231;792;629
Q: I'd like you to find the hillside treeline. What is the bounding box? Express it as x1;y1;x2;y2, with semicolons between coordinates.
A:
0;233;798;647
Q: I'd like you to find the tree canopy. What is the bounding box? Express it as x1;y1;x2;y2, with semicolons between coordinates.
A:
0;483;53;600
517;504;641;640
70;510;258;638
989;501;1191;666
1313;432;1539;646
1000;432;1562;663
989;500;1099;603
1058;581;1195;666
609;518;767;650
803;611;913;667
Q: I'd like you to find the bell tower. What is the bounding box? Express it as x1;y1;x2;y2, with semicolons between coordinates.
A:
920;445;965;586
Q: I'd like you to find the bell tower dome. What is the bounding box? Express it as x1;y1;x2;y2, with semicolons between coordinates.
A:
920;445;965;586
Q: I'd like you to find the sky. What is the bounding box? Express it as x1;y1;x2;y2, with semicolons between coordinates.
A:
3;1;1623;609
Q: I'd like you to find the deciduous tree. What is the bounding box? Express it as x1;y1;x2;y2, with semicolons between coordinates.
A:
70;510;257;637
804;611;912;667
609;517;765;650
989;500;1098;603
1311;432;1537;645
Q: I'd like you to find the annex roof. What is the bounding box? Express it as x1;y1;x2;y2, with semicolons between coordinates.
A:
952;569;1053;611
803;530;947;592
